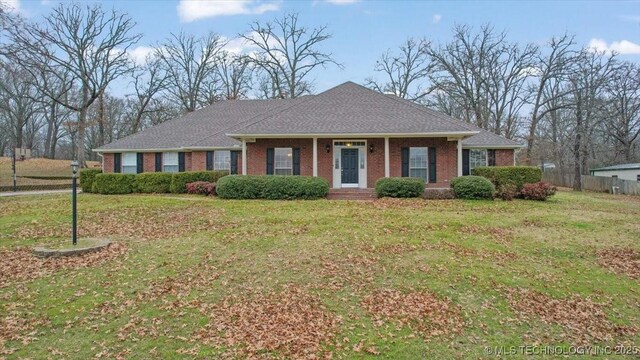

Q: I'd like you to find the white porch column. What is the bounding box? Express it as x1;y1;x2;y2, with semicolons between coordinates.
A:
384;137;390;177
241;139;247;175
457;138;463;176
312;137;318;177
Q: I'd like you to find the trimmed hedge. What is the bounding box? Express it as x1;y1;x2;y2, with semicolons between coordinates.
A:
79;169;102;193
472;166;541;192
451;176;495;200
93;173;136;194
186;181;216;196
520;181;557;201
216;175;329;200
135;173;173;193
170;171;229;194
375;177;425;198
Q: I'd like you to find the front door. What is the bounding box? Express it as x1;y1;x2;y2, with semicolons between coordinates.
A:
341;148;359;185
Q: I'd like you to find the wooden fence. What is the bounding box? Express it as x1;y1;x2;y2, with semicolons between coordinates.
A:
542;171;640;195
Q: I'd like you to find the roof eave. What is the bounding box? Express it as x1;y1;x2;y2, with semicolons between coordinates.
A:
93;146;240;153
226;131;480;139
462;144;525;149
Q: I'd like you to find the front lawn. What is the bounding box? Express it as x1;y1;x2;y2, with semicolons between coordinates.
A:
0;191;638;358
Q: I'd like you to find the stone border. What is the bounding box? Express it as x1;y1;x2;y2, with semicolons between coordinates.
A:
33;238;111;258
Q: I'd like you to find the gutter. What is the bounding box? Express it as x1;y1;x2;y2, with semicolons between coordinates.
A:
225;131;480;139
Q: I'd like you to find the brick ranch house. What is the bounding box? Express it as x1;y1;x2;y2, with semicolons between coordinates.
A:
95;82;522;190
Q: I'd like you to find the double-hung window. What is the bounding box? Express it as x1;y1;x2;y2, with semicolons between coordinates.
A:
469;149;487;173
274;148;293;175
214;150;231;171
409;147;428;180
163;152;179;173
122;153;137;174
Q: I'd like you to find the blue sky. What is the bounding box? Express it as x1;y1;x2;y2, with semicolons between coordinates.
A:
9;0;640;95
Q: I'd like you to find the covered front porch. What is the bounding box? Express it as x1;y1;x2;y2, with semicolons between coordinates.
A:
241;136;467;189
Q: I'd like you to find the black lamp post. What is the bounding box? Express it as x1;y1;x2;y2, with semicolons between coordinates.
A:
71;161;79;246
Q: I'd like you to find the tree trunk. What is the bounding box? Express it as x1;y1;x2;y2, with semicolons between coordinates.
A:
77;86;88;168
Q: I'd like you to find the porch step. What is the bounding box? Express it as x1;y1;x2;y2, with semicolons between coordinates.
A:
327;188;376;200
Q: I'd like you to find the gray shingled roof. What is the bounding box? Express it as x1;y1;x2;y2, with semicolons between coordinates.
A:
591;163;640;172
96;81;521;152
95;98;303;151
227;82;477;136
462;129;523;148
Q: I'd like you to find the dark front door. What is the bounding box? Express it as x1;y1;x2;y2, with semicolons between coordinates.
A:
341;148;359;185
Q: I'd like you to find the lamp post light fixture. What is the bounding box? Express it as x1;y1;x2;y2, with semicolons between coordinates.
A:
71;160;79;246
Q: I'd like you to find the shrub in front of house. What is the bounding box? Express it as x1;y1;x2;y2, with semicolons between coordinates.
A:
169;171;229;194
93;173;137;194
216;175;329;200
263;176;330;200
135;173;173;193
472;166;541;193
495;183;517;201
186;181;216;196
520;181;556;201
451;176;495;200
375;177;425;198
79;169;102;193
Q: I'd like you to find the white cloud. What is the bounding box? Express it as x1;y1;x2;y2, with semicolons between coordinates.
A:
588;38;640;55
2;0;20;12
177;0;280;22
127;46;157;65
432;14;442;24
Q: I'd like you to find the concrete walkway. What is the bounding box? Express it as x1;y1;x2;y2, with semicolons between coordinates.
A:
0;189;81;197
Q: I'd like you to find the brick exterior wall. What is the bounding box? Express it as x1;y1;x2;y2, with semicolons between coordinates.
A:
495;149;515;166
143;153;156;172
103;153;114;173
247;137;461;188
191;151;206;171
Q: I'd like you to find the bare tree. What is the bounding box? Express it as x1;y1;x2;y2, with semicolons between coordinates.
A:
216;51;254;100
157;32;226;112
0;63;43;150
525;34;577;162
365;38;432;101
568;49;617;190
125;53;168;133
5;3;141;166
427;24;536;137
604;62;640;162
241;12;341;98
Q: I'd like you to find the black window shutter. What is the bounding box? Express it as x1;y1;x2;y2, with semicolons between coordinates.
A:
401;147;409;177
462;149;470;176
178;152;185;172
113;153;121;173
488;149;496;166
428;147;437;183
292;148;301;175
230;151;239;174
136;153;144;173
155;153;162;172
206;151;214;171
266;148;274;175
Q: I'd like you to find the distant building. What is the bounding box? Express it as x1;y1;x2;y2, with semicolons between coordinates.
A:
590;163;640;182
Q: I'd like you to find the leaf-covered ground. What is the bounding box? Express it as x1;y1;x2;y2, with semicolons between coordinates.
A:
0;190;638;358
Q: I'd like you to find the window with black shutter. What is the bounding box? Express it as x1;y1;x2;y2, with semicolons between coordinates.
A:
136;153;144;173
488;149;496;166
462;149;470;176
292;148;301;175
428;147;437;183
113;153;121;173
230;151;239;174
206;151;214;171
266;148;274;175
155;153;162;172
178;152;185;172
401;147;409;177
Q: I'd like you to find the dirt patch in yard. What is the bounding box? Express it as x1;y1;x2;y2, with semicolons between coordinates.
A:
14;207;233;241
196;285;340;358
361;289;464;340
597;248;640;280
503;287;637;345
0;242;127;288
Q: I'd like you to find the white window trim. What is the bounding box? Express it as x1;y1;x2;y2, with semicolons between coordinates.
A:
469;149;488;173
274;147;293;176
409;147;429;182
122;153;137;174
163;152;179;173
213;150;231;171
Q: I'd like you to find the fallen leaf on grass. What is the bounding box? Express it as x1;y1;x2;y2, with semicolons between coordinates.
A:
597;247;639;280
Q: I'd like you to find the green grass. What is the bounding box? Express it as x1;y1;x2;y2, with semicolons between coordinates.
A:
0;190;638;358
